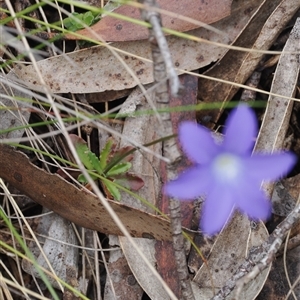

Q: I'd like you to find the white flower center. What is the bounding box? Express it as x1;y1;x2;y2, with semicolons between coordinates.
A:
212;153;242;182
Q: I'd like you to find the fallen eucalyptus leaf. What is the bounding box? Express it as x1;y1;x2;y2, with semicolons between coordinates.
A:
197;0;299;126
14;0;258;94
0;143;195;241
255;16;300;152
255;16;300;197
63;0;232;42
193;213;270;300
0;72;32;142
22;209;79;290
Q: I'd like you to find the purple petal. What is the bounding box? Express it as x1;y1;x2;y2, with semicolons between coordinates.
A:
245;152;297;182
235;180;271;220
223;105;257;154
200;187;235;236
164;166;213;200
179;121;219;164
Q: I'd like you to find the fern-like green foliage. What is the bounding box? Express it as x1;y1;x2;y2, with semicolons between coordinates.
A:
69;134;144;200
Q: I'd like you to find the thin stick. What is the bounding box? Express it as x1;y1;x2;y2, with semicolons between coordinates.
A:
139;1;194;299
211;201;300;300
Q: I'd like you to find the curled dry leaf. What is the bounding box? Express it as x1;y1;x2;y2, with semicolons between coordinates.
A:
255;16;300;152
255;16;300;198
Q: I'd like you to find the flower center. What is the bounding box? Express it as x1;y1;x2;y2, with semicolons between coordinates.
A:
212;153;242;182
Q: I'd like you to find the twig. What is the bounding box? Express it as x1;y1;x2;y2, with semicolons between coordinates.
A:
139;0;181;162
211;201;300;300
139;1;194;299
139;0;182;97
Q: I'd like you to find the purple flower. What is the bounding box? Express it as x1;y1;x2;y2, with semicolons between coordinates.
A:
164;105;296;236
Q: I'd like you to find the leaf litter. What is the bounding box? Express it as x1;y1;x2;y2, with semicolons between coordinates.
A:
0;0;299;299
13;0;257;94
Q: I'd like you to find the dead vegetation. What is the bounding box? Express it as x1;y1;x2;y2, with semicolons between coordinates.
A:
0;0;299;299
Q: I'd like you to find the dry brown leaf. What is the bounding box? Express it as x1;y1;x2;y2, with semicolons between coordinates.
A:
192;214;270;300
14;0;258;94
104;235;144;300
22;209;78;290
193;214;251;289
117;88;161;212
255;17;300;198
120;238;168;299
0;144;195;241
238;0;300;90
0;72;32;142
197;0;299;126
255;16;300;152
65;0;232;42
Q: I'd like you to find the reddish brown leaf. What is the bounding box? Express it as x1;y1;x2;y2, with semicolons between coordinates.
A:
114;173;144;191
65;0;233;42
0;143;195;241
106;145;134;169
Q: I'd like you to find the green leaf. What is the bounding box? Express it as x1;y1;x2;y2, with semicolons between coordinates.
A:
104;180;121;201
107;162;132;177
104;145;134;173
69;134;102;174
83;11;95;26
63;12;81;31
63;11;100;32
78;173;98;184
87;150;103;175
77;174;86;183
99;138;114;170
